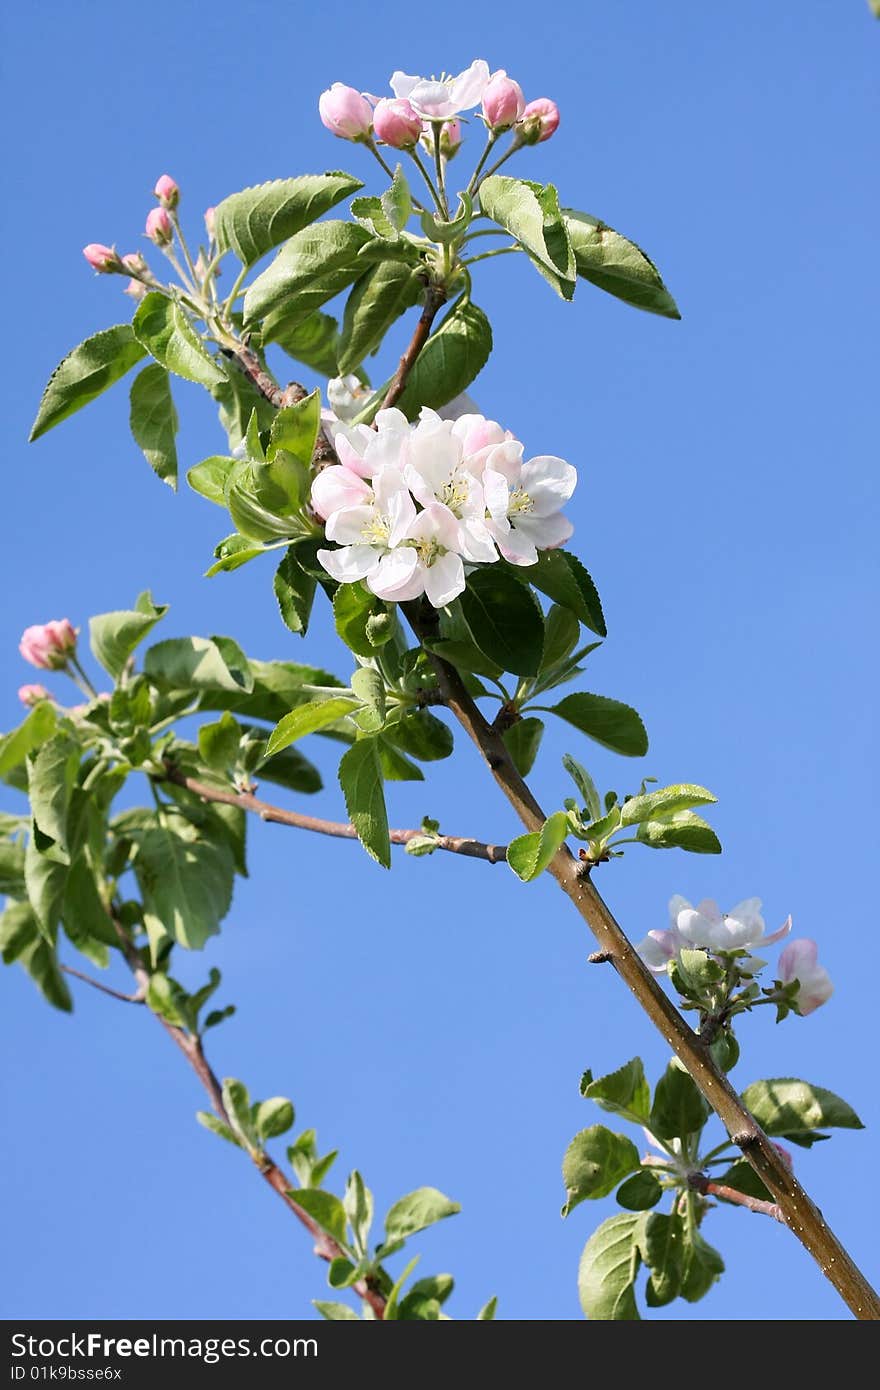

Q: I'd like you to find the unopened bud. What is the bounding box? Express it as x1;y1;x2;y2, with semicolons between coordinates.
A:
154;174;180;209
18;683;51;708
82;243;120;273
373;97;423;150
145;207;173;246
517;97;560;145
19;619;77;671
318;83;373;141
482;70;525;132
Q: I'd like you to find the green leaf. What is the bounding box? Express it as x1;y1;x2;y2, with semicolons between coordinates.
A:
213;172;363;266
715;1160;773;1203
338;737;390;868
479;176;576;298
28;735;79;857
564;210;681;319
505;550;605;636
578;1213;642;1321
649;1062;710;1140
134;826;234;953
460;568;544;676
205;534;276;576
267;390;321;463
133;293;224;388
274;549;317;636
741;1079;864;1138
540;605;580;671
580;1058;651;1123
212;369;277;452
198;712;241;772
225;455;310;543
338;262;421;374
146;972;194;1029
351;667;386;732
333;583;385;659
145;635;254;695
222;1077;257;1145
272;311;340;376
621;784;717;826
90;591;168;678
266;697;358;755
393;299;493;420
502;717;544;776
30;325;147;441
196;1111;240;1146
249;733;322;795
0;901;72;1011
196;657;344;723
343;1171;374;1255
616;1170;663;1211
562;754;603;821
0;703;57;780
551;692;648;757
289;1188;348;1248
384;711;453;763
681;1228;724;1303
313;1301;360;1321
507;810;568;883
562;1125;641;1213
244;221;371;334
382;1256;421;1322
381;165;413;231
384;1187;461;1243
640;1211;684;1306
0;838;25;895
427;637;502;680
254;1097;295;1140
636;810;722;854
187;455;236;506
129;363;179;488
24;838;67;939
476;1296;498;1321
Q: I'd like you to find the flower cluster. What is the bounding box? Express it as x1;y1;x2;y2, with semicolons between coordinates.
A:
638;895;833;1017
82;174;218;304
319;60;559;155
312;408;576;607
19;619;77;671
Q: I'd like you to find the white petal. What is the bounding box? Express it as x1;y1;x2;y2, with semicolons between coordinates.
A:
521;455;577;515
325;504;375;545
482;467;512;522
637;930;677;972
424;552;465;607
310;466;371;521
760;914;793;948
484;439;524;483
514;512;573;550
375;407;410;434
668;894;692;927
389;70;419;99
384;480;417;546
406;78;456;118
458;517;499;564
497;529;539;566
368;547;423;601
677;908;718;949
316;545;378;584
449;58;491;111
335;431;372;478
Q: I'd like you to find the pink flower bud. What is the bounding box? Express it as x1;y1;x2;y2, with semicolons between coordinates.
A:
373;97;423;150
204;206;216;238
482;70;526;131
19;620;77;671
82;243;120;273
154;174;180;209
145;207;173;246
318;83;373;141
422;119;462;159
18;683;50;708
124;279;147;300
778;938;833;1015
517;97;560;145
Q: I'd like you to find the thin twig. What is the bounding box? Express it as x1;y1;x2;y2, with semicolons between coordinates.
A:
705;1181;785;1224
400;598;880;1321
380;285;448;411
219;343;338;465
162;766;507;864
60;963;145;1004
108;916;386;1318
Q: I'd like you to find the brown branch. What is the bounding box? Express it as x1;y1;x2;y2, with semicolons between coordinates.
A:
60;963;145;1004
109;917;386;1318
163;766;508;864
380;284;448;411
703;1180;784;1224
221;343;338;465
401;599;880;1322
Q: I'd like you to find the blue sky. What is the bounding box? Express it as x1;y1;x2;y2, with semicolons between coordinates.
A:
1;0;877;1321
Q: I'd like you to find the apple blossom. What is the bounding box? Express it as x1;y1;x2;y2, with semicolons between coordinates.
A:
637;894;792;971
482;70;526;131
318;83;373;141
145;207;173;246
391;60;490;120
19;619;77;670
316;467;416;588
82;243;119;272
311;464;372;522
326;373;371;425
482;441;576;564
420;118;462;159
369;504;467;607
517;97;560;144
778;939;834;1015
153;174;179;209
18;684;50;707
402;409;497;563
373;97;423;150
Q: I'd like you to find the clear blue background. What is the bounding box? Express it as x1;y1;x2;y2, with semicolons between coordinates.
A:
1;0;877;1322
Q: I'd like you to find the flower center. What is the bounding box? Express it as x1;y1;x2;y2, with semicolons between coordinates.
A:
508;486;534;516
361;513;391;546
408;536;445;567
438;473;471;516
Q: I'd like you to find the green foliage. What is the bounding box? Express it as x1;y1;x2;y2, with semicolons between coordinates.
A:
649;1062;710;1139
213;173;363;266
90;592;168;678
506;810;568;882
459;568;544;676
384;1188;461;1242
129;364;179;488
134;823;235;956
244;221;371;335
30;325;146;441
338;262;422;374
578;1212;642;1320
551;692;648;757
393;298;493;419
741;1079;864;1145
502;716;544;776
133;294;224;388
338;738;390;867
479;176;576;299
562;1126;641;1213
564;211;681;318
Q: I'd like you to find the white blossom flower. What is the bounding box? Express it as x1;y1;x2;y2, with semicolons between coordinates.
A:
368;504;467;607
778;939;833;1015
637;894;792;973
390;60;490;120
482;440;577;564
403;409;497;562
316;468;415;586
